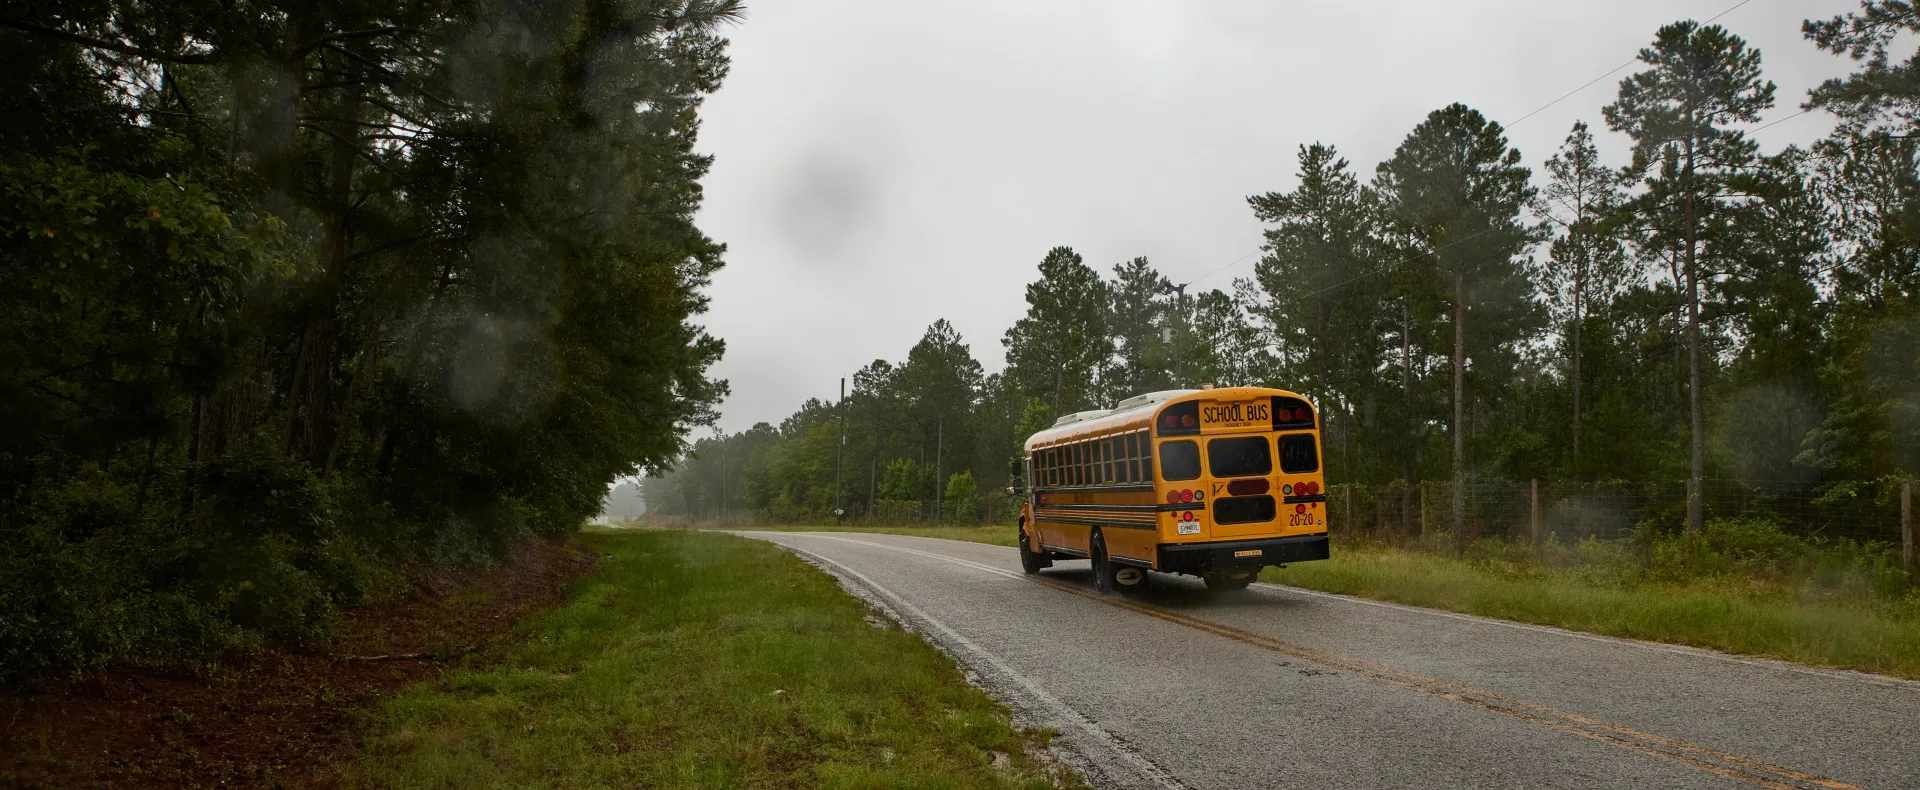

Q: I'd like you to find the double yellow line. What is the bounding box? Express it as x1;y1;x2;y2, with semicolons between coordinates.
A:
1032;577;1861;790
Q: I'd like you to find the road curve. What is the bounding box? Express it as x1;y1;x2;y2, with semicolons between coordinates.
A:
735;531;1920;790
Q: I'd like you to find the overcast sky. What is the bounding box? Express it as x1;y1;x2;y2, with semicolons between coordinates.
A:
692;0;1859;435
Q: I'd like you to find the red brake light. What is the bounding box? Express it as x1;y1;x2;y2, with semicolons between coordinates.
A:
1295;504;1306;514
1180;489;1194;503
1162;415;1178;429
1308;481;1320;495
1166;490;1181;504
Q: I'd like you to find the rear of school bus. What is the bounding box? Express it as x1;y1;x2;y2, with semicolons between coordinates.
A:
1145;387;1330;588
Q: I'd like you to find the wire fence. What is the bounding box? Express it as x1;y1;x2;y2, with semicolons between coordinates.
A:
1326;478;1912;547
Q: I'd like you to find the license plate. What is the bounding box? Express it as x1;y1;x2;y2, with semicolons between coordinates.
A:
1233;549;1263;558
1178;522;1201;535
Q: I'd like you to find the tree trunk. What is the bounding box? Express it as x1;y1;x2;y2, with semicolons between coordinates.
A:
1572;254;1583;479
1684;136;1705;534
1401;299;1414;534
285;66;366;465
1452;271;1466;534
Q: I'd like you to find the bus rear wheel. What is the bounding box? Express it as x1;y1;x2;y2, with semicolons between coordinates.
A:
1091;531;1146;595
1205;568;1257;592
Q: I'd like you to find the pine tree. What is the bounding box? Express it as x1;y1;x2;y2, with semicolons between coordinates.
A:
1375;103;1539;532
1605;20;1775;532
1002;247;1112;414
1537;121;1636;477
1104;257;1175;400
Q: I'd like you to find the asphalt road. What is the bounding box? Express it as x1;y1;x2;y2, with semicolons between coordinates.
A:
737;530;1920;790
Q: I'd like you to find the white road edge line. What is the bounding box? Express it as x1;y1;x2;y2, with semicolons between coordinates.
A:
757;530;1920;693
765;537;1192;790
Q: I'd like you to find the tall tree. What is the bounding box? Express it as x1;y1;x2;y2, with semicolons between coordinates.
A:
898;319;984;510
1104;257;1174;400
1375;103;1538;531
1537;121;1636;477
1248;143;1389;477
1002;247;1111;414
1604;20;1775;532
1805;2;1920;134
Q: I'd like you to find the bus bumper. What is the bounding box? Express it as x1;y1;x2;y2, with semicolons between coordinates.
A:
1156;533;1330;575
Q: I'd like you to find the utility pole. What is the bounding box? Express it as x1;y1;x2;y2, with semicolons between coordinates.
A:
834;377;846;520
1172;283;1187;387
718;431;727;525
933;418;944;523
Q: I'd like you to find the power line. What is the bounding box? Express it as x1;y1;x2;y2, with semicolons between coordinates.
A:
1179;0;1762;292
1751;108;1812;134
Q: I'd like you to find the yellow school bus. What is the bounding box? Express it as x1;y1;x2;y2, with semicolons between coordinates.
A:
1016;387;1330;592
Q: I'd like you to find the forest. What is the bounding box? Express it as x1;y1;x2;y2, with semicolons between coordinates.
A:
0;1;740;684
645;8;1920;537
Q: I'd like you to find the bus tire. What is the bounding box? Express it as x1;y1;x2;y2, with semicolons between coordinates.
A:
1090;530;1115;593
1205;568;1257;592
1091;531;1146;595
1018;522;1051;574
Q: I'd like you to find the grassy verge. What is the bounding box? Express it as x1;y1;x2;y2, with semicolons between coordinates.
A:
1266;544;1920;679
730;525;1920;679
345;530;1077;789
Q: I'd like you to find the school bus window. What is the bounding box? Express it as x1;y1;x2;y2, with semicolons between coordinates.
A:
1208;436;1273;478
1077;442;1088;485
1160;439;1201;481
1140;432;1153;479
1104;437;1117;483
1096;438;1108;484
1280;434;1319;474
1121;432;1136;482
1091;439;1102;485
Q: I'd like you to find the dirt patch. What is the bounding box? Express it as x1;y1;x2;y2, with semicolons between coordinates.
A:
0;537;599;789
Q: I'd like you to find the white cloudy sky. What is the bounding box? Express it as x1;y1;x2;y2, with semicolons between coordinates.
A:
692;0;1859;435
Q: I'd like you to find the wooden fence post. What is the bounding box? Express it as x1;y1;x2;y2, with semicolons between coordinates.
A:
1903;479;1914;580
1530;479;1542;549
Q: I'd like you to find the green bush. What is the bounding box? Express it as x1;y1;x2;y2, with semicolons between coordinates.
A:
0;445;405;685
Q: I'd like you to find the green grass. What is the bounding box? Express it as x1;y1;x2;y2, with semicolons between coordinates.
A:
345;530;1079;789
1265;544;1920;679
733;524;1920;680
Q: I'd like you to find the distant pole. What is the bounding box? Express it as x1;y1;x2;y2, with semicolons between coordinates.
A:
934;417;944;524
834;377;846;519
1530;479;1542;549
1903;479;1914;579
719;438;728;525
1173;283;1187;387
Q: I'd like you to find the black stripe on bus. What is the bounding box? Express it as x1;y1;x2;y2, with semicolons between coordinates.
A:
1282;494;1328;504
1033;483;1157;495
1033;514;1160;531
1035;502;1207;513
